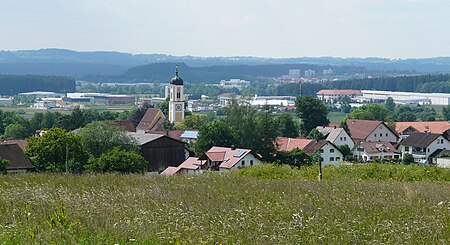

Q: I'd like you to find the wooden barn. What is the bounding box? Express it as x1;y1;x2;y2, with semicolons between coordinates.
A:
128;132;191;172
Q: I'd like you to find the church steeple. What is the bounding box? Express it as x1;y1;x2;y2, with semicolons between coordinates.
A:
168;65;185;125
171;64;184;85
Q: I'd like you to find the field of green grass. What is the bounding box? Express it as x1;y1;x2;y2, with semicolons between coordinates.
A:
327;111;347;124
0;164;449;244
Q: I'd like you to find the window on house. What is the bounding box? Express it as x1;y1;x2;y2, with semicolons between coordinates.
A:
336;157;340;161
441;139;444;144
374;133;377;137
380;133;382;137
320;157;324;162
386;133;388;137
427;148;430;152
405;146;409;151
330;149;335;153
344;137;347;141
241;160;245;166
319;149;324;153
340;137;343;141
250;160;254;166
330;157;334;161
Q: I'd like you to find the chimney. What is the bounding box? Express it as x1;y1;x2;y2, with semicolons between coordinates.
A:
231;145;236;150
334;125;336;129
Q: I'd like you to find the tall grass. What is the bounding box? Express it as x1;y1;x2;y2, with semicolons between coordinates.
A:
0;169;449;244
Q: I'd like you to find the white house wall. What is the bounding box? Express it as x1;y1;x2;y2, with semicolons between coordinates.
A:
365;124;398;142
330;130;354;148
319;143;344;166
220;153;262;172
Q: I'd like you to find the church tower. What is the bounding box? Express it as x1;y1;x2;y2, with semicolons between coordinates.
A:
168;65;185;125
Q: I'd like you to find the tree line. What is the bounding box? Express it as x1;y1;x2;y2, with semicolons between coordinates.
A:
0;74;76;95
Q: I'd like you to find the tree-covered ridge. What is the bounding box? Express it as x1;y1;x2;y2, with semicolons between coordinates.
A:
0;74;75;95
328;74;450;92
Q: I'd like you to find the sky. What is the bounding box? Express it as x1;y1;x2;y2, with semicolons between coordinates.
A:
0;0;449;58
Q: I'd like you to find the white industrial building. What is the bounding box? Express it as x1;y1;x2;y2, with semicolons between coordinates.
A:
360;90;450;105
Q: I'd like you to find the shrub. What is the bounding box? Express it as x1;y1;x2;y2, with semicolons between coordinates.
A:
87;148;147;173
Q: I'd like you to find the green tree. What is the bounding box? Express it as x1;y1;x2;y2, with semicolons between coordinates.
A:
276;113;299;138
403;153;414;164
156;98;169;117
443;105;450;120
385;97;395;113
194;120;237;155
307;128;325;140
340;96;352;113
255;106;279;160
347;103;391;121
78;121;139;158
276;149;312;168
0;158;9;174
26;128;89;173
175;114;207;130
295;96;329;136
4;124;28;139
87;148;147;173
337;145;352;160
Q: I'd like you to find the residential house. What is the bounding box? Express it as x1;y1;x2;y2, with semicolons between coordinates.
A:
136;108;165;133
160;157;203;176
346;119;399;143
352;141;399;162
198;146;262;172
394;121;450;139
398;132;450;164
275;137;344;166
316;126;354;148
429;149;450;168
0;144;34;173
128;132;191;172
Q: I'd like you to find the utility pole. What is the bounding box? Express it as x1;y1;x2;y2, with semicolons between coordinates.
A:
318;156;322;181
65;143;69;174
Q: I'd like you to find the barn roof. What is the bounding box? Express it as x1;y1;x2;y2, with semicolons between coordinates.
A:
112;120;136;132
0;144;33;170
136;108;165;132
127;133;164;145
399;132;441;148
275;137;312;152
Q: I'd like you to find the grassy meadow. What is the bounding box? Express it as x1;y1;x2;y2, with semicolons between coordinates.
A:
0;164;449;244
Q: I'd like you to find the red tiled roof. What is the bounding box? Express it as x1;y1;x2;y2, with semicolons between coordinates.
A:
0;140;28;150
317;90;362;96
395;121;450;134
160;166;179;176
356;141;398;154
178;157;202;170
303;140;329;154
151;130;184;140
346;119;383;140
275;137;312;152
112;120;136;132
0;144;33;170
200;146;256;170
136;108;165;132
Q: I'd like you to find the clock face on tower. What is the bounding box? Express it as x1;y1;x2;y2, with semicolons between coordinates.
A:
175;104;182;111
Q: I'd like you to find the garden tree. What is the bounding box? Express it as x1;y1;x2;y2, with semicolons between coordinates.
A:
0;158;9;174
340;120;351;137
156;98;169;117
175;114;208;130
0;110;28;135
276;113;299;138
307;128;325;140
340;96;352;113
397;111;417;122
347;103;391;121
255;106;279;160
403;153;414;164
194;120;237;155
78;121;139;158
224;100;259;147
295;96;329;136
385;97;395;113
4;124;28;139
443;105;450;120
205;111;217;122
87;148;147;173
337;145;352;160
158;118;175;130
130;103;153;127
26;128;89;173
276;149;311;168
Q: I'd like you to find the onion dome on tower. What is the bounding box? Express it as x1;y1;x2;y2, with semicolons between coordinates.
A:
170;65;184;85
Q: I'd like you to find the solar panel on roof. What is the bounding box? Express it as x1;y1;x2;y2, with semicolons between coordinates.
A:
233;150;246;157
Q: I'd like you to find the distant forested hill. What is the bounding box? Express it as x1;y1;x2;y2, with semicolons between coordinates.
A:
0;74;75;95
124;62;365;82
327;74;450;92
1;49;449;78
